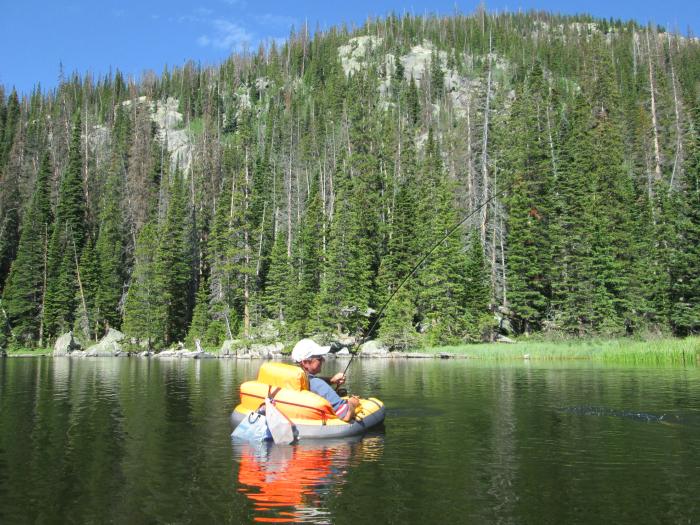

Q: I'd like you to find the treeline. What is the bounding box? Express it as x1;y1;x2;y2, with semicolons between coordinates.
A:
0;10;698;350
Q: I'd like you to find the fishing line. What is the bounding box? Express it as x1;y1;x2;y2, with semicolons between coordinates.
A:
339;182;514;379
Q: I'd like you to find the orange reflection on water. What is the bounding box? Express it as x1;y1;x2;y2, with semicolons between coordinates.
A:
234;436;383;523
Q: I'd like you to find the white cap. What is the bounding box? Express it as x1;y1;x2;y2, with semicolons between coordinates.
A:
291;338;331;362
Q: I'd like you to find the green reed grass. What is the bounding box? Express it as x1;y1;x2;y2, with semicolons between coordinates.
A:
4;347;53;356
424;337;700;366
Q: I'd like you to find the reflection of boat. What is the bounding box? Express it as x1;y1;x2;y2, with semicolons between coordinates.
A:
234;435;384;523
231;363;385;439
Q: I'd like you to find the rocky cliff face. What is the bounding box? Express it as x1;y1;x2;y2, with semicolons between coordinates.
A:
339;36;509;119
119;96;193;174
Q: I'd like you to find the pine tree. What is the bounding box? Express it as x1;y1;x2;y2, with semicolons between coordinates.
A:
186;277;212;348
94;166;126;332
215;113;260;338
393;53;405;88
501;64;553;334
430;49;445;102
463;229;492;340
587;44;639;332
405;76;421;126
156;169;194;345
0;89;20;169
74;239;99;341
44;250;78;337
0;187;21;296
122;222;166;348
288;177;324;334
415;130;469;345
0;90;5;156
314;74;383;336
314;159;374;335
208;167;237;340
0;300;11;351
378;285;417;350
263;228;293;323
376;131;421;343
43;114;87;338
550;94;600;334
550;57;636;337
2;154;53;346
667;110;700;334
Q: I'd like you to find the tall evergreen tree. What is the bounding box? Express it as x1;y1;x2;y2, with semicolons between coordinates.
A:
2;154;53;345
122;222;166;348
94;166;126;332
376;128;421;343
208;167;237;340
416;130;469;344
289;177;324;334
378;285;417;350
405;76;421;126
463;229;492;339
0;186;20;295
502;64;553;334
43;114;88;338
550;94;600;334
186;277;213;348
263;227;293;323
667;110;700;334
74;238;100;341
0;89;20;169
314;158;374;335
156;169;194;344
587;44;640;332
430;49;445;102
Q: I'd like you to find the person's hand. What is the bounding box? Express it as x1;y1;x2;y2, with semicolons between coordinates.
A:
330;372;346;386
348;395;360;408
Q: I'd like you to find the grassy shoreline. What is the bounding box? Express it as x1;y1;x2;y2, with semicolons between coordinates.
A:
3;347;53;356
426;336;700;365
3;337;699;366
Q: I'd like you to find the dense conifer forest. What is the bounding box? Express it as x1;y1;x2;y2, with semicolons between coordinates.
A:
1;10;698;351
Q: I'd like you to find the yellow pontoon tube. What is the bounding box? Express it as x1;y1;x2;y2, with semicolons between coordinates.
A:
231;362;385;439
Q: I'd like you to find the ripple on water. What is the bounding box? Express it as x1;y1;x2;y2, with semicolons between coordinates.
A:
2;358;700;524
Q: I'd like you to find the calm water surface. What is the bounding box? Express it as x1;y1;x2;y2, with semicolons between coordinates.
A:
0;357;698;524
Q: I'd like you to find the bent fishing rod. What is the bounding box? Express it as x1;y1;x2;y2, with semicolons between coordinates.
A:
337;182;513;381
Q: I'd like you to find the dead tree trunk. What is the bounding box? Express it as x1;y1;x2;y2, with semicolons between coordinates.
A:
480;31;493;246
243;148;251;337
667;32;684;192
646;30;663;187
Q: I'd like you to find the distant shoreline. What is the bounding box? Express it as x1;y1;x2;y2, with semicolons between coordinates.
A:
3;336;698;366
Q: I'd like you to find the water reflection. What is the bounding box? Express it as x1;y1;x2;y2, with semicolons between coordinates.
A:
3;358;699;524
233;435;384;523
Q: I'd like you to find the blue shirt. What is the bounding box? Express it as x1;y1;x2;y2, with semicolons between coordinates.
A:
309;376;348;418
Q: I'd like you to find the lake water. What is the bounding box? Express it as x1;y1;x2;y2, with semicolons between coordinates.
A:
1;357;698;524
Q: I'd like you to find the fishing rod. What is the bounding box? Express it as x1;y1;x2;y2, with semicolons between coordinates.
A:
337;182;513;381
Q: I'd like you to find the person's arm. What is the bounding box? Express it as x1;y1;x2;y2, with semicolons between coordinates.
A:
338;396;360;422
318;372;346;386
309;377;358;421
329;372;346;386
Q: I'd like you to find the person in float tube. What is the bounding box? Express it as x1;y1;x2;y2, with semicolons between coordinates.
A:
292;338;360;422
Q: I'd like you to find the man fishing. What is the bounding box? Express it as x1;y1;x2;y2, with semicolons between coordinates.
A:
292;338;360;422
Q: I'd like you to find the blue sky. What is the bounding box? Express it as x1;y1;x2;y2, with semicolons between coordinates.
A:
1;1;697;96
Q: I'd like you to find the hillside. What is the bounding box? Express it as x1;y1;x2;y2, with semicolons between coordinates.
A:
0;10;698;350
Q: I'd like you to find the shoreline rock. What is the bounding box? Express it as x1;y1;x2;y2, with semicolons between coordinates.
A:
35;336;484;360
84;329;126;357
24;350;469;360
